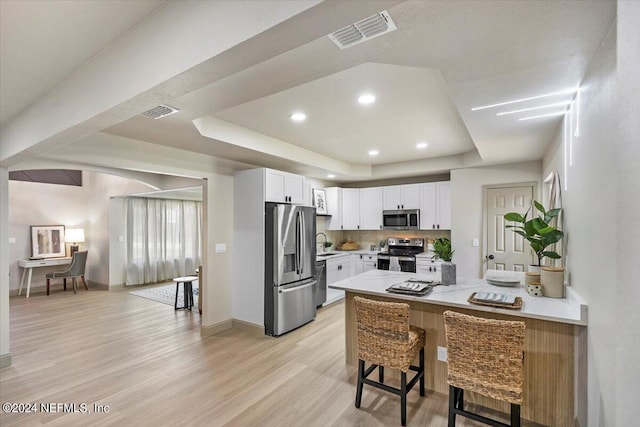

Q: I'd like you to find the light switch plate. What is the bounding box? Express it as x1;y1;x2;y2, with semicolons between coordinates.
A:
8;237;16;244
472;238;479;247
215;243;226;253
437;346;448;362
118;235;124;243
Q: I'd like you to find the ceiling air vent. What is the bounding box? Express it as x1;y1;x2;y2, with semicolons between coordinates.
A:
140;104;180;119
328;10;397;49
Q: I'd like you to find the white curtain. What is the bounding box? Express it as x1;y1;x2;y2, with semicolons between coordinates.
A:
125;197;202;285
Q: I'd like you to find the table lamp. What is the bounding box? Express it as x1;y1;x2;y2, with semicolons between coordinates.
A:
65;228;85;256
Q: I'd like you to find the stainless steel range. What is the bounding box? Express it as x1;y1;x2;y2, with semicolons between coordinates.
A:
377;237;425;273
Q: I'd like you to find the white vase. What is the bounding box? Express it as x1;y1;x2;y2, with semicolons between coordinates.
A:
540;267;565;298
527;265;541;274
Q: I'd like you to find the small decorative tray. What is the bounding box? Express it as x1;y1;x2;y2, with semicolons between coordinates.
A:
386;281;433;296
468;292;523;309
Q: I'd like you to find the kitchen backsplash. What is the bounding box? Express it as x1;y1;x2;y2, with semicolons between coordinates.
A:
315;217;450;253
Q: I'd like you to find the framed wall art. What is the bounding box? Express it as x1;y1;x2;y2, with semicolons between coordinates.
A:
312;189;327;215
30;225;66;259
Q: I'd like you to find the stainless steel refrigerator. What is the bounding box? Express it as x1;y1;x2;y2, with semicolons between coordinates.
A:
264;203;317;336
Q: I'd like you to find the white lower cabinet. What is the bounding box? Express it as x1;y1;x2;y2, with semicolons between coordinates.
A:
352;253;378;275
362;254;377;272
325;256;352;304
416;258;441;282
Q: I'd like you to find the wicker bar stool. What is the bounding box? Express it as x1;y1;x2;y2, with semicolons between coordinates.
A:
354;296;426;426
443;311;526;427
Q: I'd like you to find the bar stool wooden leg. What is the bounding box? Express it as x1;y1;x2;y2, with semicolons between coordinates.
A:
379;366;384;383
419;347;425;396
63;277;67;291
511;404;521;427
448;385;457;427
46;278;50;295
400;372;407;426
355;359;365;408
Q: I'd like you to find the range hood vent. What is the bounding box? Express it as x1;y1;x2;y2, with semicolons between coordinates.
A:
140;104;180;119
328;10;397;49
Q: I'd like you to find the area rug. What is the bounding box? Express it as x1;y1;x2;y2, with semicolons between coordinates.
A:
129;281;199;312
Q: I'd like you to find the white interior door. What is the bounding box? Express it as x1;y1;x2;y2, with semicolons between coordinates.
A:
485;186;534;272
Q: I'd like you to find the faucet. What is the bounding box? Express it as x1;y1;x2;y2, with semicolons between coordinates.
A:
316;232;328;252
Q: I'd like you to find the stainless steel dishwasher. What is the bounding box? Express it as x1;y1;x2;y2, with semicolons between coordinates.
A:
315;260;327;307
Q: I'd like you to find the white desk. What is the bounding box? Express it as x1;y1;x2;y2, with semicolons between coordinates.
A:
18;257;72;298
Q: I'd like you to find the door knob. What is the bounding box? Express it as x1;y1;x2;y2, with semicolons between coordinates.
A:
487;254;495;260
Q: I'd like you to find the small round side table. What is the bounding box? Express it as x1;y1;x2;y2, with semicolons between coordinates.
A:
172;276;197;310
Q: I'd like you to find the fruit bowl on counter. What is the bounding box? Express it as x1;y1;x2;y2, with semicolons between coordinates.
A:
336;240;360;251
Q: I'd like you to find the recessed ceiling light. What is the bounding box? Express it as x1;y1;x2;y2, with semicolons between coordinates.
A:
327;174;335;178
416;142;428;149
518;111;566;121
290;112;307;122
471;87;579;111
496;101;571;116
368;150;379;156
358;94;376;105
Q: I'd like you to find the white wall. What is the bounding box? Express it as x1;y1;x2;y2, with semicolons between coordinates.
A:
614;3;640;425
542;8;640;425
84;172;156;287
202;173;234;327
450;161;542;279
0;167;10;365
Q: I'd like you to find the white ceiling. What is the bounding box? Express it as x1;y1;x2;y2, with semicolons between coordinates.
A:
0;0;166;124
0;1;616;182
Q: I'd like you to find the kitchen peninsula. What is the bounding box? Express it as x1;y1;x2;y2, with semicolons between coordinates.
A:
330;270;587;427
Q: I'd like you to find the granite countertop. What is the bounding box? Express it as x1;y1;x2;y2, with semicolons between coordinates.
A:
329;269;588;325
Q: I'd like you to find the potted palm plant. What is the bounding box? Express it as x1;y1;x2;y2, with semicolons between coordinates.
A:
432;237;456;284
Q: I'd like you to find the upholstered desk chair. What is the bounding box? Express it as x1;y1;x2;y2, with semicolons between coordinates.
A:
354;296;426;426
443;310;526;427
45;251;88;295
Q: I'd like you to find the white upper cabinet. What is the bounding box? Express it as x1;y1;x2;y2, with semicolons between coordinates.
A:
342;188;360;230
383;184;420;210
420;181;451;230
265;169;305;204
325;187;343;230
436;181;451;230
359;187;383;230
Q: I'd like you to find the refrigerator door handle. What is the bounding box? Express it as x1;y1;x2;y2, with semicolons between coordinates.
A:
278;281;316;293
296;211;301;274
300;211;305;275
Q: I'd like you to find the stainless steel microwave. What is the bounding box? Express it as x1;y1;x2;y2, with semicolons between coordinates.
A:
382;209;420;230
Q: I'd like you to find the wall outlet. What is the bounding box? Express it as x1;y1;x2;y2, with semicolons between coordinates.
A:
437;346;448;362
472;238;479;247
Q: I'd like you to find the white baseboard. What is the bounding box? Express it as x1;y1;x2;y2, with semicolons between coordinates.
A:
232;319;264;336
200;318;264;337
200;319;233;336
0;353;12;369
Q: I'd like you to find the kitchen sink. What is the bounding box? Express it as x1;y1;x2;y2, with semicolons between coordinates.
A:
316;252;340;258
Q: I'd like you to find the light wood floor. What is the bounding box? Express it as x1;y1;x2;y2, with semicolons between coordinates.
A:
1;288;519;426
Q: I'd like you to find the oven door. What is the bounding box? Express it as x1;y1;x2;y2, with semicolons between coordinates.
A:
398;256;416;273
377;255;415;272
